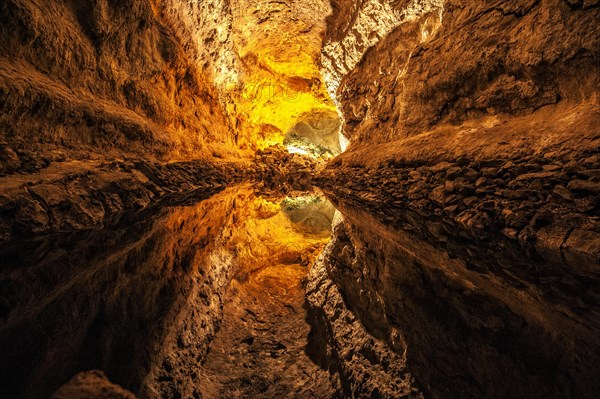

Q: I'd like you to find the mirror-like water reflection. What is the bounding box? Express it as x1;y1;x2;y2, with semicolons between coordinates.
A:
0;184;336;399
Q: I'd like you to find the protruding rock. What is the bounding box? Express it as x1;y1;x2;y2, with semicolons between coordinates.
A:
51;371;136;399
14;198;49;234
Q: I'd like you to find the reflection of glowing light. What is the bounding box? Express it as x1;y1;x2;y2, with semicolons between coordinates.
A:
339;131;349;152
286;145;310;156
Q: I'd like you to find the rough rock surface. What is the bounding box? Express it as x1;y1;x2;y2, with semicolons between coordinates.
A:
251;144;324;194
316;0;600;398
0;0;238;164
0;158;242;243
305;222;425;399
324;0;599;143
199;264;336;399
52;371;136;399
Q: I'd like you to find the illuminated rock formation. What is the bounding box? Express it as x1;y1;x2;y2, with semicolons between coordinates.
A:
0;0;598;398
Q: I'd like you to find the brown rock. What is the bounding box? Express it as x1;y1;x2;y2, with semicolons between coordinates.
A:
28;184;69;207
51;371;136;399
444;180;455;193
0;144;21;173
429;162;455;173
542;164;562;172
567;179;600;194
553;185;574;201
446;167;462;179
515;171;555;181
428;185;446;205
463;196;479;207
535;224;571;266
563;229;600;272
14;198;49;234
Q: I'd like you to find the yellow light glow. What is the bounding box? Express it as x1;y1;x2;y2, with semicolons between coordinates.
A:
286;145;310;156
227;1;338;151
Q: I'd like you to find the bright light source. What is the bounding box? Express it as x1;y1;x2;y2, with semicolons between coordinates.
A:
286;145;310;156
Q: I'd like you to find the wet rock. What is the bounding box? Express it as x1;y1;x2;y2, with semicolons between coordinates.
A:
51;371;136;399
562;229;600;271
0;144;22;174
568;180;600;194
14;198;49;234
553;185;574;201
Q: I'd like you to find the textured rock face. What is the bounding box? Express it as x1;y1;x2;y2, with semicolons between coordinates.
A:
321;0;444;104
1;0;599;398
305;218;425;399
317;0;600;398
225;0;338;150
284;109;343;155
51;371;136;399
0;0;238;164
0;187;247;399
324;0;599;143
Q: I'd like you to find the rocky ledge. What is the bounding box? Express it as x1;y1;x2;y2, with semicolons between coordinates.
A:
316;146;600;398
0;158;243;244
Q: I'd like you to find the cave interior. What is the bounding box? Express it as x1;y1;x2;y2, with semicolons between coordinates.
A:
0;1;599;398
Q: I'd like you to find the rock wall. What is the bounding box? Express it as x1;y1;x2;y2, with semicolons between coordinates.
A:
0;186;254;399
225;0;338;151
317;0;600;398
51;371;136;399
0;0;237;166
323;0;599;143
305;216;425;399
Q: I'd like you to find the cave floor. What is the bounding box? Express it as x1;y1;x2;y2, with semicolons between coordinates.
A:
198;264;336;399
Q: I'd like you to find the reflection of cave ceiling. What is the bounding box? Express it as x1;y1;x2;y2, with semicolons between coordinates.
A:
227;0;339;150
281;195;336;236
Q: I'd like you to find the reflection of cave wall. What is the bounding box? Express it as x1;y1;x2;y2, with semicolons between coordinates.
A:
317;199;600;399
0;0;598;398
281;195;336;236
0;185;334;398
0;187;243;399
318;1;600;399
283;110;342;155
